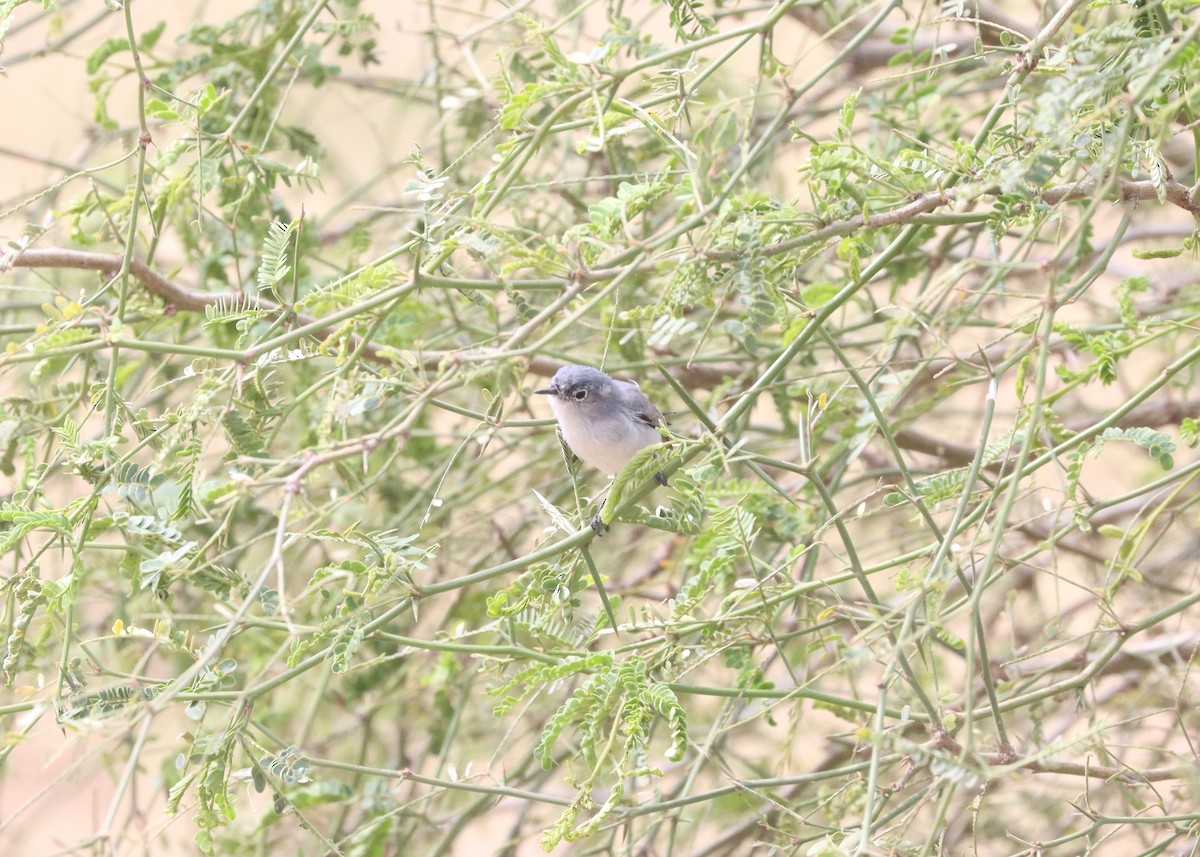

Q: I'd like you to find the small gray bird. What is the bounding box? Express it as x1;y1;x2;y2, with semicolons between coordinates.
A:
535;364;667;477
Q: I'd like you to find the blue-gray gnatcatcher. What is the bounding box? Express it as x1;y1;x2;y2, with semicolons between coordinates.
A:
535;365;668;531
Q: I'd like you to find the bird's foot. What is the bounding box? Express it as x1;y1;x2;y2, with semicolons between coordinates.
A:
590;513;610;536
654;470;669;487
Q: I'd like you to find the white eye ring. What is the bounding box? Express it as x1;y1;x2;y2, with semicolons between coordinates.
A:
573;389;588;401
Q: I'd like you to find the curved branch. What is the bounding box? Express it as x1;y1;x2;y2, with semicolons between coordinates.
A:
787;1;1033;75
8;175;1189;387
704;177;1200;265
6;247;264;313
3;247;743;387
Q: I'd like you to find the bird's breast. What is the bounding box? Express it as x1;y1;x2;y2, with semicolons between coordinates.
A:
551;401;660;475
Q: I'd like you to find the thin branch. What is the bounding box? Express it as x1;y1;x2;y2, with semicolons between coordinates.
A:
706;177;1200;264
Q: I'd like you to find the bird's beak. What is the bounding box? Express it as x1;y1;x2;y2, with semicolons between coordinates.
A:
533;385;556;396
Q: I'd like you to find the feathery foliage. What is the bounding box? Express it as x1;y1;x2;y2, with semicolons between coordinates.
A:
3;0;1200;854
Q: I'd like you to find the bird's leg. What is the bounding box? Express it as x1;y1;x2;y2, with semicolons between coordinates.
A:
590;510;610;536
654;471;669;487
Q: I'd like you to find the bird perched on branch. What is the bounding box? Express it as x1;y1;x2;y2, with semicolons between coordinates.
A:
535;364;669;533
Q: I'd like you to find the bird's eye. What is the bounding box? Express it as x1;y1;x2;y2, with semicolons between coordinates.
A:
573;389;588;401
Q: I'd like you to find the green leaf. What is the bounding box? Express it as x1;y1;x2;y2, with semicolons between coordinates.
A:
138;20;166;50
85;36;130;75
256;218;300;299
1131;247;1183;259
1181;417;1199;448
289;780;353;808
146;98;180;121
800;281;839;307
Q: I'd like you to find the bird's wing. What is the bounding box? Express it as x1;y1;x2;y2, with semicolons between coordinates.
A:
619;381;667;429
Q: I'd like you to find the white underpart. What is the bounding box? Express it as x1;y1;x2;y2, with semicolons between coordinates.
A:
547;396;661;476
